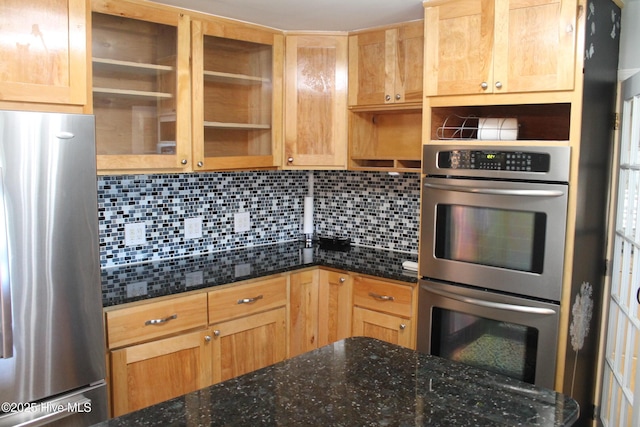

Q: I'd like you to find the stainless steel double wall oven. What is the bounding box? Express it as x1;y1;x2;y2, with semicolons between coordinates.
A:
417;144;570;389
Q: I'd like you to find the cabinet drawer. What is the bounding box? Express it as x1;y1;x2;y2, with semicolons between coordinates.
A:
353;276;413;318
106;293;208;349
208;276;287;324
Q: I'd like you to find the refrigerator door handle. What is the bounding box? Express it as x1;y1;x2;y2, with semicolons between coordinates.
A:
0;169;13;359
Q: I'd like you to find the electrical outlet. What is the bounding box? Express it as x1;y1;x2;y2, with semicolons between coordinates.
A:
126;281;148;298
184;217;203;239
124;222;146;246
234;263;251;278
234;211;251;233
185;270;203;287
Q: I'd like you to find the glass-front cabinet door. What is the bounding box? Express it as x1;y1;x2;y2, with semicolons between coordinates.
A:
91;0;191;174
191;18;282;171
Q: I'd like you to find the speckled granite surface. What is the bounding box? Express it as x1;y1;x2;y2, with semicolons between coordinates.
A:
101;242;418;307
92;337;579;426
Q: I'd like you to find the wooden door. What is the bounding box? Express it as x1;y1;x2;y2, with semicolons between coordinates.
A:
494;0;577;93
393;21;424;104
110;329;212;417
211;307;287;383
0;0;87;106
284;34;348;168
289;269;319;357
92;0;192;173
317;270;352;347
348;29;387;106
600;72;640;427
352;307;413;349
424;0;494;96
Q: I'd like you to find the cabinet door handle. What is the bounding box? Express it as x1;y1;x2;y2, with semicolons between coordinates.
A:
395;94;401;100
204;335;211;342
385;94;391;101
197;161;204;167
399;324;406;330
339;277;346;283
480;82;488;90
213;330;220;337
287;157;294;163
495;81;503;89
145;314;177;326
368;292;394;302
237;295;263;305
181;159;187;165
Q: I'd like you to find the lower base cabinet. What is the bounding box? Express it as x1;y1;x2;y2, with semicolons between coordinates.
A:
211;307;287;383
106;269;416;417
352;306;413;348
109;329;212;417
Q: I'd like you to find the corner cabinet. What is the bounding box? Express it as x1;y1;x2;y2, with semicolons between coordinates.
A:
283;34;348;169
91;0;192;174
348;21;424;107
424;0;578;96
0;0;87;108
191;18;283;171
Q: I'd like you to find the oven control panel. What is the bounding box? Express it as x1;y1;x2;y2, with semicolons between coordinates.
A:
439;150;551;172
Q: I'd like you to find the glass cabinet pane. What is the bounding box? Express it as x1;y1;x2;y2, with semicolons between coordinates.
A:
92;12;178;156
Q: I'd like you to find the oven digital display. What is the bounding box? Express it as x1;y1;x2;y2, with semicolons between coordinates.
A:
441;150;551;172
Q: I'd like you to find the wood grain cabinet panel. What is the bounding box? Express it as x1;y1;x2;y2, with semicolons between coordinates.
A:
348;21;423;107
317;270;352;347
424;0;577;96
105;293;208;349
0;0;87;106
289;269;320;357
110;329;212;417
352;307;413;349
283;34;348;169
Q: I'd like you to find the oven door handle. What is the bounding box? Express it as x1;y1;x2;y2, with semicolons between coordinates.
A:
423;182;565;197
421;284;557;315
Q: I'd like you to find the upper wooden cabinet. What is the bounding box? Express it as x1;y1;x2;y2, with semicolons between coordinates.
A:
191;18;283;171
0;0;87;107
283;34;348;169
348;21;424;107
424;0;578;97
91;0;192;173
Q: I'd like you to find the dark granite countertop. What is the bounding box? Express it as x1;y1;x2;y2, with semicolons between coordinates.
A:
92;337;579;426
101;242;418;307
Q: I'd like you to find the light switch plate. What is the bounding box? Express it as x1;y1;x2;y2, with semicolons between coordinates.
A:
234;211;251;233
234;263;251;278
125;222;146;246
184;217;203;239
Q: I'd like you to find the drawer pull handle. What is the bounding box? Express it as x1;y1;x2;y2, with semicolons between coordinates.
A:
237;295;263;305
144;314;177;326
368;292;394;302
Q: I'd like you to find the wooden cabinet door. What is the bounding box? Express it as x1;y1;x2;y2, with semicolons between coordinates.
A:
424;0;494;96
191;18;282;171
392;21;424;104
110;329;212;417
349;29;387;106
352;307;413;349
424;0;577;96
284;34;348;169
0;0;87;106
494;0;577;93
211;307;287;383
317;270;352;347
289;269;319;357
92;0;192;173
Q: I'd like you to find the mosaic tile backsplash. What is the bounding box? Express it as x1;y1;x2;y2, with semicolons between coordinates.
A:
97;170;420;268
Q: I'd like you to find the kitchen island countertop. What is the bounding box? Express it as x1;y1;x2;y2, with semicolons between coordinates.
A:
92;337;579;426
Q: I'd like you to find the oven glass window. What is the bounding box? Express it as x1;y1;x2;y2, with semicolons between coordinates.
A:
435;205;546;273
431;307;538;384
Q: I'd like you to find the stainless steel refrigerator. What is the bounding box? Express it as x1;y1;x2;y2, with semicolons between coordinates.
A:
0;111;107;426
